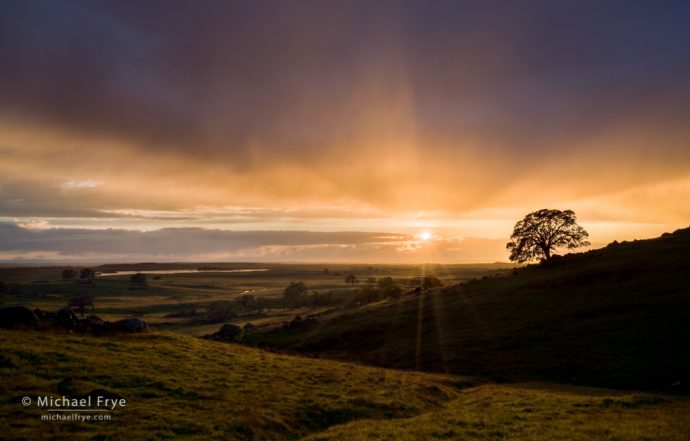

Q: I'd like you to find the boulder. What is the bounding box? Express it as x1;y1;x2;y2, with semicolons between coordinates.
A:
56;307;78;330
114;317;149;333
79;315;112;335
0;306;38;329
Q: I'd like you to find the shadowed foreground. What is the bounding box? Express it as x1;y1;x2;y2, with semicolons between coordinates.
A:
1;330;689;440
248;227;690;392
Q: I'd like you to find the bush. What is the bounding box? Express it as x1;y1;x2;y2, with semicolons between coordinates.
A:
211;323;242;342
206;301;235;323
283;282;308;307
377;277;402;299
61;269;77;280
130;273;147;286
79;268;96;280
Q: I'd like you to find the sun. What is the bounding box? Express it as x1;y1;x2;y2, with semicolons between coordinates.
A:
420;231;432;241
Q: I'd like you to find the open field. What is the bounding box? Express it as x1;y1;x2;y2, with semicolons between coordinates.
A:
0;263;512;335
1;230;689;439
1;329;688;441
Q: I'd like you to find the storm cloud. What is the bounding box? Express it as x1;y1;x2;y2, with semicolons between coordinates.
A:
0;222;505;263
0;1;689;261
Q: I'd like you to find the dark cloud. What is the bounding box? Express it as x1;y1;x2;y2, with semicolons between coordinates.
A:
0;222;506;263
1;0;689;260
0;222;407;255
1;0;689;161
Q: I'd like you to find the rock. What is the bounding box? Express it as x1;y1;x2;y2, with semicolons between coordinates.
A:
85;315;105;326
82;315;112;335
0;306;38;329
114;317;149;333
56;307;78;330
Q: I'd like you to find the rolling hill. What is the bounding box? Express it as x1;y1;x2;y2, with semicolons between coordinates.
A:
246;227;690;392
1;330;688;440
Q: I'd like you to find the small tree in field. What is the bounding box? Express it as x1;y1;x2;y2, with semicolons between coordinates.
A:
79;268;96;281
130;272;147;287
507;209;589;263
344;274;358;285
421;275;443;290
283;281;308;307
62;269;77;280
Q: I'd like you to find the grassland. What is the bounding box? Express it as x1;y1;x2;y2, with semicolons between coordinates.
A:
1;230;689;439
1;329;688;441
0;263;512;335
247;227;690;392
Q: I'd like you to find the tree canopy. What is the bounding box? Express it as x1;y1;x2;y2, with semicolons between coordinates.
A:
283;281;308;307
61;269;77;280
506;209;589;263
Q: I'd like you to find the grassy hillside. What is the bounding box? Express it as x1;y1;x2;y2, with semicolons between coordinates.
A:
303;384;690;441
0;329;475;440
1;330;688;441
247;227;690;392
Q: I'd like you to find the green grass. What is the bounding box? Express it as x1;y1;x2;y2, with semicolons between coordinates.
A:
303;384;690;441
0;263;512;333
1;329;688;440
0;329;476;440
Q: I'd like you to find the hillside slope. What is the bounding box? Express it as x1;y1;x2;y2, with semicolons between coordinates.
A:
0;330;475;440
1;330;688;440
247;227;690;392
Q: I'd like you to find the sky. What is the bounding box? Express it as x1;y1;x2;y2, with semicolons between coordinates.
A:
0;0;689;263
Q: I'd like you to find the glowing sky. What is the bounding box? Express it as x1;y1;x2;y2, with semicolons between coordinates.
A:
1;1;689;262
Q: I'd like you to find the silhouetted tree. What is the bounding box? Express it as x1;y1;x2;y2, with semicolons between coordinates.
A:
377;277;402;298
68;295;94;316
507;209;589;263
365;277;377;285
130;272;147;286
283;281;308;307
61;269;78;280
344;274;358;285
79;268;96;280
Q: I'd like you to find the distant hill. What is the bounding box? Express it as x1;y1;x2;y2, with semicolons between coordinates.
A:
247;227;690;392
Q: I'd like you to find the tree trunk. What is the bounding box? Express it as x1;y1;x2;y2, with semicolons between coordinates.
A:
542;245;551;260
